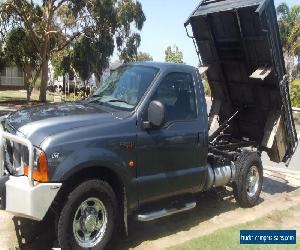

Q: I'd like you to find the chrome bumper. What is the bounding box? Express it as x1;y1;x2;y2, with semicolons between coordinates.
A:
0;129;61;221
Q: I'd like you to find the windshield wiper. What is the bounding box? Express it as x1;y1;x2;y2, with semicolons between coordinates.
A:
88;96;105;104
90;94;102;99
107;99;130;105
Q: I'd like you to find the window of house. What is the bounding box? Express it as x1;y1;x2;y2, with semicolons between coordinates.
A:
152;72;197;123
17;67;23;77
0;68;6;76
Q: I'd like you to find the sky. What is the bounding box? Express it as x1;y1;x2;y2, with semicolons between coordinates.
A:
118;0;298;67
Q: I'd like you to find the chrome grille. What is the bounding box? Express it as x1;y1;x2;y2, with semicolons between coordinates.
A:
3;122;26;175
0;126;34;186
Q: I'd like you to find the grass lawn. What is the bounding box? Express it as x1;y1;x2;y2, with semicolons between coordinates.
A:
0;90;55;103
169;204;300;250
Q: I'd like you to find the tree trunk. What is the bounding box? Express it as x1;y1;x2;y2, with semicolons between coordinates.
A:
95;72;102;87
24;65;32;102
39;39;50;102
39;58;49;102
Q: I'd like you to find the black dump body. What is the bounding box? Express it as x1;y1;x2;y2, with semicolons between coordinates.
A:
186;0;298;163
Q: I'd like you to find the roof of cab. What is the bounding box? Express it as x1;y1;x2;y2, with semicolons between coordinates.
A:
128;61;197;71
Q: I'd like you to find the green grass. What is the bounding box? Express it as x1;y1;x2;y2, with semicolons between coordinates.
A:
293;78;300;85
291;78;300;108
0;90;54;103
169;205;300;250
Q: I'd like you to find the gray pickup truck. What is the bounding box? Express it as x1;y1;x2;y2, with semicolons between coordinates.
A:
0;0;298;249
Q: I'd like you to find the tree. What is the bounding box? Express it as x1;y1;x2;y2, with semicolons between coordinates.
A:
290;78;300;107
165;45;183;64
0;46;5;72
120;50;153;62
277;3;300;78
4;27;40;101
72;36;93;84
136;51;153;61
0;0;146;102
51;48;72;79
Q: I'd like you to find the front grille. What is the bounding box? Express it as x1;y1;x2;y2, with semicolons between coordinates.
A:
3;122;28;175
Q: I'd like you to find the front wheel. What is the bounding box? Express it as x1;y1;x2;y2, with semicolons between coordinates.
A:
233;151;263;208
57;180;118;250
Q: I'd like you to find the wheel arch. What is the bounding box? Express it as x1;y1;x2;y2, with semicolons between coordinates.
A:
52;165;131;235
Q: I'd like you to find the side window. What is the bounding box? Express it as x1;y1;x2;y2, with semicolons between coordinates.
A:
152;72;197;123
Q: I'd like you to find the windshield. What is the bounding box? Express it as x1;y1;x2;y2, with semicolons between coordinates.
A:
91;65;159;110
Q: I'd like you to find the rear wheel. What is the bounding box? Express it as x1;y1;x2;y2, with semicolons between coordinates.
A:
57;180;118;250
233;151;263;208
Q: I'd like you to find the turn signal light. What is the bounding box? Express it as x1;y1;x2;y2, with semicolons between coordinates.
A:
24;152;49;182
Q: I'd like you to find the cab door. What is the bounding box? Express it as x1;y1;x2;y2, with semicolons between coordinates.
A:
136;70;207;204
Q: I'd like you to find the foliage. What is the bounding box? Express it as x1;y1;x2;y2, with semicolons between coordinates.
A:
121;50;153;62
136;51;153;62
118;33;141;63
277;3;300;54
0;0;146;101
165;45;183;64
4;27;40;101
51;48;72;78
290;78;300;107
72;36;93;82
0;47;5;71
203;79;211;97
277;3;300;77
72;34;115;84
34;78;41;91
4;27;38;69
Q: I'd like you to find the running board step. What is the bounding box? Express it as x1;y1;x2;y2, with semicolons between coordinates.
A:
137;202;196;222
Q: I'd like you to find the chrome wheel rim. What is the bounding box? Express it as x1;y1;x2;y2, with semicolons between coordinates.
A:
73;197;107;248
246;166;260;198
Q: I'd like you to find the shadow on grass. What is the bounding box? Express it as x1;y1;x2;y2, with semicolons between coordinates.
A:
263;176;298;195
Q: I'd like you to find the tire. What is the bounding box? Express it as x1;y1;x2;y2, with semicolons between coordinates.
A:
57;180;118;250
232;151;263;208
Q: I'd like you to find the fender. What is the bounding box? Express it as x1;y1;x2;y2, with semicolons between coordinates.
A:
51;147;138;212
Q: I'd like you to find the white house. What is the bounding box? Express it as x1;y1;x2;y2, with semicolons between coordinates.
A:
0;65;25;90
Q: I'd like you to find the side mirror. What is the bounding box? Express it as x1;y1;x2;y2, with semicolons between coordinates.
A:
143;100;165;129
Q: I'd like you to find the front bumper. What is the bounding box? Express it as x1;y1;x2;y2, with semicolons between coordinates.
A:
0;175;61;221
0;124;61;221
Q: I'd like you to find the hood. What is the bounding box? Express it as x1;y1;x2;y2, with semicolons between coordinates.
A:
6;102;124;145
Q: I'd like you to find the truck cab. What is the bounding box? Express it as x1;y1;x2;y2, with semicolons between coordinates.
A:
0;61;272;249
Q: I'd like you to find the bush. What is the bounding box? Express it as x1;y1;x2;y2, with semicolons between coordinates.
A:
203;79;211;97
290;78;300;108
34;78;41;91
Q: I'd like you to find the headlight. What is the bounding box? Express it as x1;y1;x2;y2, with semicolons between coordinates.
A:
24;147;49;182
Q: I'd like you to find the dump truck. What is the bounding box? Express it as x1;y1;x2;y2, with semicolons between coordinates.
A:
0;0;297;249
